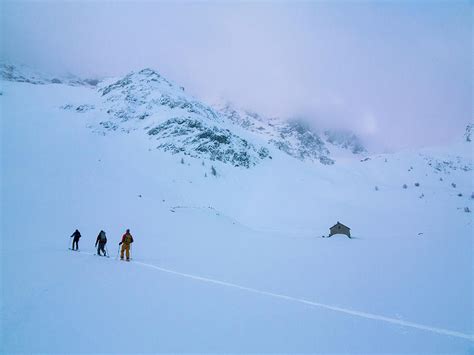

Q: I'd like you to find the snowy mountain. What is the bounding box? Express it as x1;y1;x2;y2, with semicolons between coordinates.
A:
217;103;331;164
269;120;334;165
58;68;369;167
216;102;368;164
2;65;473;353
0;62;99;87
61;68;271;168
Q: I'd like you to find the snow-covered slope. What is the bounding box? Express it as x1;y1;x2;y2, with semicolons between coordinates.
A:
1;71;473;353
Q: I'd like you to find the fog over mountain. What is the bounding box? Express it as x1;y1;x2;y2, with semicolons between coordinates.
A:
1;1;472;151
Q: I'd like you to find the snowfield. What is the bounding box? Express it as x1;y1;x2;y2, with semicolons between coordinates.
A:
1;77;473;353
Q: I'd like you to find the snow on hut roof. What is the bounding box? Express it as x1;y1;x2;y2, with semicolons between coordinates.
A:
330;221;350;230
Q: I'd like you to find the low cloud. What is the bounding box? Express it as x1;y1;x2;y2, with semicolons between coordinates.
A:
2;1;471;150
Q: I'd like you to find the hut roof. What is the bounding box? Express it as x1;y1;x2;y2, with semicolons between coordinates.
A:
330;221;350;230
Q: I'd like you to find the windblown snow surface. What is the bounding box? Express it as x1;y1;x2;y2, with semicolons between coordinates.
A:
1;79;473;353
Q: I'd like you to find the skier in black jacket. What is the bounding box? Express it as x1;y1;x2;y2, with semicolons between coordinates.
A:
70;229;81;250
95;230;107;256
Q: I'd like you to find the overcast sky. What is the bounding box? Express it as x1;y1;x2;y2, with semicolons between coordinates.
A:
1;1;472;150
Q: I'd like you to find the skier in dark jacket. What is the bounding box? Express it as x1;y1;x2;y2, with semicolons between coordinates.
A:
95;230;107;256
70;229;81;250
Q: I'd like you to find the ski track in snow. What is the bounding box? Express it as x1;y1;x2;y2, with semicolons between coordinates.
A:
80;251;473;342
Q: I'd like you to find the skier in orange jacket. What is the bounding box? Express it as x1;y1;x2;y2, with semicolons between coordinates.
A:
119;229;134;261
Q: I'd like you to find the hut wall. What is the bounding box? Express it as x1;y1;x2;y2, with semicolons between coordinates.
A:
330;226;351;237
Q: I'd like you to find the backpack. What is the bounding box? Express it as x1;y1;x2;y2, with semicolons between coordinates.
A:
123;233;133;244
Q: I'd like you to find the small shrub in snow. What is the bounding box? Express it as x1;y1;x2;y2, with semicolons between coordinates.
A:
414;182;420;187
204;173;207;177
374;186;379;191
202;161;205;166
451;183;456;188
464;207;471;213
457;193;463;197
419;193;424;199
471;192;474;199
211;165;217;176
439;177;443;181
402;184;408;189
180;158;184;164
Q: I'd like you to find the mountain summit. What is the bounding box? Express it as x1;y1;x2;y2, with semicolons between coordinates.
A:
98;68;218;123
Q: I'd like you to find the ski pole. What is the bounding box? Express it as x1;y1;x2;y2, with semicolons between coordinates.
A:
105;245;109;257
116;244;120;259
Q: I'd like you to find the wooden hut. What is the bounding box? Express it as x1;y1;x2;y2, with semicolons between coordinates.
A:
329;221;351;238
